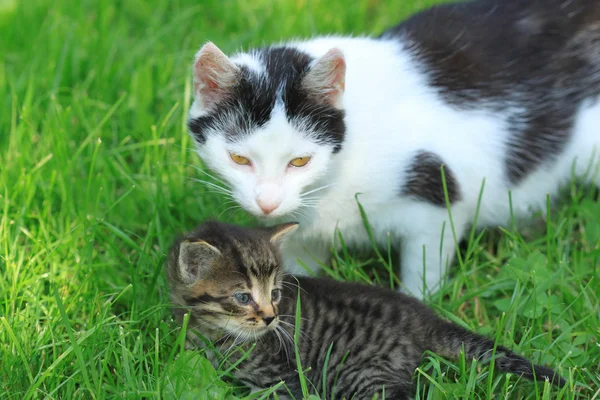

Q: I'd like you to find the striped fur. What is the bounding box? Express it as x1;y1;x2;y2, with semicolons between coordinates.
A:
166;221;565;399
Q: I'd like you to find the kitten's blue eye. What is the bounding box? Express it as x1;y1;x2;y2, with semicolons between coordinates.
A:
271;289;282;302
234;293;251;304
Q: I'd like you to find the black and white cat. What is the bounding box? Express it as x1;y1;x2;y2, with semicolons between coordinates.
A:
186;0;600;298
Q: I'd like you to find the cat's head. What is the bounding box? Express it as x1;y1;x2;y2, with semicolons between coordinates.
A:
187;42;346;218
166;220;298;339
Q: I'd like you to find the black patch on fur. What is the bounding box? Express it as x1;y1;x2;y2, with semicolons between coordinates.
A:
381;0;600;184
188;47;346;152
401;151;461;206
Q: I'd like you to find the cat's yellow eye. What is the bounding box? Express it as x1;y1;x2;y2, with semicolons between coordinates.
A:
230;153;251;165
289;156;311;168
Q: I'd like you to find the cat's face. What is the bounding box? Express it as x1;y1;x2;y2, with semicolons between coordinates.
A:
184;253;283;336
196;109;336;218
167;222;298;339
187;43;347;218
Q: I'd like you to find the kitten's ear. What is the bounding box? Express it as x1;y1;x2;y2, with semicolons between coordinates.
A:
178;239;221;283
269;223;299;245
193;42;240;110
302;48;346;109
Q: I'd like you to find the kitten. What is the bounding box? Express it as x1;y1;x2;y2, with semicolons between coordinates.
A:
166;221;566;400
186;0;600;298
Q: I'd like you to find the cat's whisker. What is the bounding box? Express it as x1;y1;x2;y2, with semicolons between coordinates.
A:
300;201;320;205
186;176;230;191
300;183;335;198
299;202;320;209
219;204;244;219
188;177;233;195
184;163;228;185
225;206;246;222
298;195;323;202
289;208;313;221
217;199;239;210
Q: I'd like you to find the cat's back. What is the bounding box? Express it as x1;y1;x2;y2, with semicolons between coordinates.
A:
380;0;600;103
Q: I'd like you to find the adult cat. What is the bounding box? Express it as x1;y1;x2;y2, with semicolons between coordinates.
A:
186;0;600;298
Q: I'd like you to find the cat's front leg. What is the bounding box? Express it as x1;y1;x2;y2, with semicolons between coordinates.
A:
281;239;330;276
399;208;469;299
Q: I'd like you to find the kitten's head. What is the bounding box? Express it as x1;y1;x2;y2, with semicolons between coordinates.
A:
187;42;346;218
166;220;298;339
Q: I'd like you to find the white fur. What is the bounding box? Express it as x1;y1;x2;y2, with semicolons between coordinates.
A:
192;36;600;299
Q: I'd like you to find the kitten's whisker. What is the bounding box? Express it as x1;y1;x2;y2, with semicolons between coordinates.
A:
273;328;284;356
217;332;234;354
277;320;312;343
280;281;310;296
277;325;297;364
277;314;307;321
225;328;248;356
276;325;293;364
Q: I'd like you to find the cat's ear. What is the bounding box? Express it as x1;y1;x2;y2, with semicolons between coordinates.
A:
177;239;221;283
193;42;240;110
269;223;299;245
302;48;346;109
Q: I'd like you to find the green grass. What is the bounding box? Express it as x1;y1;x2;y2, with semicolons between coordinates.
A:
1;0;598;398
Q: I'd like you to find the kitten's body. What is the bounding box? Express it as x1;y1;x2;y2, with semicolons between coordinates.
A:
166;221;565;399
187;0;600;297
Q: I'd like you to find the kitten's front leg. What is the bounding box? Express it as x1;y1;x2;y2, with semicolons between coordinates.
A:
399;211;468;299
281;239;330;276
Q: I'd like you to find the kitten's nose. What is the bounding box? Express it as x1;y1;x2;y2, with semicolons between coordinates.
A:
263;316;275;326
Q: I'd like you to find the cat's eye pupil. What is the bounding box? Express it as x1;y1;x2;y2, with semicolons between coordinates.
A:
230;153;251;166
289;156;311;167
235;293;251;304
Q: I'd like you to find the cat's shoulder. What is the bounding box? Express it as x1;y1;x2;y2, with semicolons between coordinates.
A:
378;0;600;106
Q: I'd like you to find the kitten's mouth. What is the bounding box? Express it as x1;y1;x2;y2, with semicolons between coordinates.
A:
255;324;278;333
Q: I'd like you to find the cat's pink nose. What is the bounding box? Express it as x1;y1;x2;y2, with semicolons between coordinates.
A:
256;199;280;215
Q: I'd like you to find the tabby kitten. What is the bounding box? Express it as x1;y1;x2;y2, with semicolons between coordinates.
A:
166;221;565;399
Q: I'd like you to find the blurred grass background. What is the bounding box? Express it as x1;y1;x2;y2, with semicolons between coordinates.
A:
0;0;597;398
